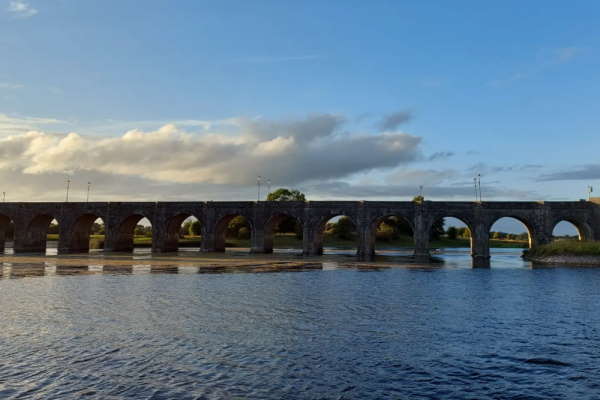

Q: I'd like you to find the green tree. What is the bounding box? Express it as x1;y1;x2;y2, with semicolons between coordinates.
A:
430;218;445;240
267;188;306;201
227;216;249;238
446;226;458;240
189;220;201;236
331;216;356;240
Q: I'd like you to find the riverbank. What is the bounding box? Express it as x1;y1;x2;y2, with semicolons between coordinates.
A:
523;240;600;265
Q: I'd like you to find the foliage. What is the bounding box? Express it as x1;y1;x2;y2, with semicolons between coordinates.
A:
134;225;152;237
89;237;104;249
524;240;600;257
413;195;424;204
446;226;458;240
91;222;104;235
48;223;59;234
181;219;201;236
267;188;306;202
330;216;356;240
227;216;250;239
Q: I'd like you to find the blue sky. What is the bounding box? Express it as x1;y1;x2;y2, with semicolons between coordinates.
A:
1;0;599;227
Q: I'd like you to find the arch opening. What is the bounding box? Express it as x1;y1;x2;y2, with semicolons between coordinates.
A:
265;213;303;254
552;220;583;241
166;214;202;252
215;214;252;253
372;215;414;256
0;214;15;254
113;215;152;253
21;214;59;254
69;214;105;253
429;217;472;251
489;217;531;249
315;215;358;256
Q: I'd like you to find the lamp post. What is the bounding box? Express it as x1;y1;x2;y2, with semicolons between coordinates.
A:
86;182;91;203
267;179;271;199
257;176;262;201
588;185;593;201
65;178;71;202
477;174;482;202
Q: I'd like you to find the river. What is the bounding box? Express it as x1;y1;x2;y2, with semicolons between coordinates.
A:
0;248;599;399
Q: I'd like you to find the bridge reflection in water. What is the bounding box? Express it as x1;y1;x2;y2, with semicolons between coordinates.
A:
0;200;598;267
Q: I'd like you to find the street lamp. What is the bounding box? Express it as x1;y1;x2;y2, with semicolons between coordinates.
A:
65;177;71;202
257;176;262;201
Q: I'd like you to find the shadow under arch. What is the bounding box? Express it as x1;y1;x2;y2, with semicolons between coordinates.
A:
370;214;415;257
0;213;15;254
66;213;105;253
264;212;303;253
214;213;254;252
551;219;592;241
311;214;358;256
162;213;202;252
19;214;60;254
111;214;152;252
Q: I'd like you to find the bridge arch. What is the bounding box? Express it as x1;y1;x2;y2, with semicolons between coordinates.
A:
21;214;61;254
264;212;303;253
427;215;473;252
551;219;591;241
65;213;106;253
305;213;359;256
214;213;254;252
162;213;203;252
488;216;535;248
369;214;415;257
110;214;153;252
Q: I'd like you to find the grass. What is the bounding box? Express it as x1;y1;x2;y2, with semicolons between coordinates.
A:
524;240;600;257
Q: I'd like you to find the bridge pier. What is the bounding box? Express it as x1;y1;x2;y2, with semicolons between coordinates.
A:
471;225;490;268
413;212;431;262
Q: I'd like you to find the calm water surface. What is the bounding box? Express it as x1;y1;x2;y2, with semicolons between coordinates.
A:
1;248;600;399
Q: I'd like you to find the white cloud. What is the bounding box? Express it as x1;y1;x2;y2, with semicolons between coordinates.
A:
0;82;24;89
0;114;423;198
7;0;37;17
0;113;64;135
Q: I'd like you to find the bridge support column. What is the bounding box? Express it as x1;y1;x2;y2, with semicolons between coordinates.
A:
200;222;218;252
303;225;322;256
413;208;430;262
471;223;490;268
357;225;375;261
250;220;269;253
103;220;133;252
0;231;5;254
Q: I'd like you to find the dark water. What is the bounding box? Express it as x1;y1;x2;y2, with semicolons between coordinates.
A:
1;248;600;399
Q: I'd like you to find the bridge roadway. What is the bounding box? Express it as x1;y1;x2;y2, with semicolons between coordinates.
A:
0;200;599;267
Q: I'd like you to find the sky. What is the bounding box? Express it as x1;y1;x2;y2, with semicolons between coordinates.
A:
1;0;600;225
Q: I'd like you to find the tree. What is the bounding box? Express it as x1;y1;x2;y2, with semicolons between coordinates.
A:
267;188;306;202
331;216;356;240
446;226;458;240
189;220;201;236
430;218;445;240
227;216;249;239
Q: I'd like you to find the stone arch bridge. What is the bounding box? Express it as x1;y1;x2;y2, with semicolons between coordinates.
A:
0;200;598;267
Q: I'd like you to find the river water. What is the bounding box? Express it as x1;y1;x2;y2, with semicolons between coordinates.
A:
1;248;599;399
